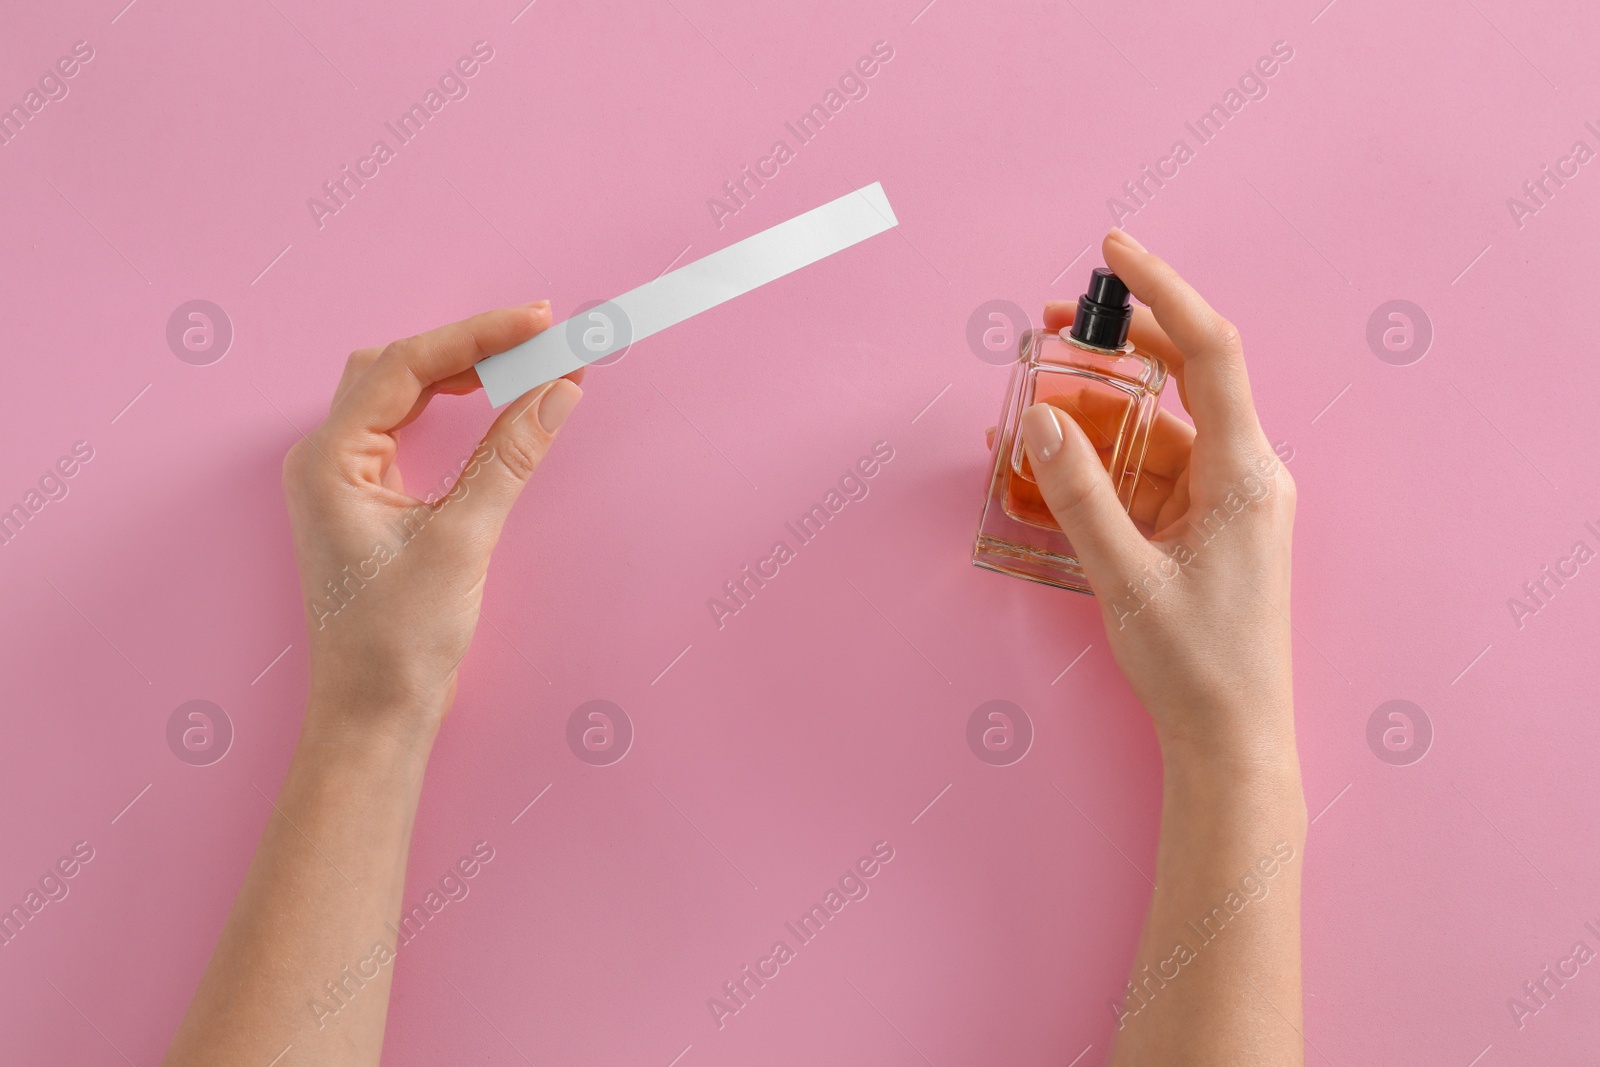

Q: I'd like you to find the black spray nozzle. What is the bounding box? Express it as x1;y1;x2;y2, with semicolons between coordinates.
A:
1068;267;1132;350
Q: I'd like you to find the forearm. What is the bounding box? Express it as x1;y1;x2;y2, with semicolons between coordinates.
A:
1110;745;1308;1066
163;706;436;1067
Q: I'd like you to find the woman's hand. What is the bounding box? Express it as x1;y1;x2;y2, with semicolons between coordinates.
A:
282;301;582;745
166;301;582;1067
1024;229;1296;771
1028;232;1307;1065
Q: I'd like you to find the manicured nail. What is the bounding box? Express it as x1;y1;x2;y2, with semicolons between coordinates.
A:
1109;228;1146;252
537;379;581;433
1020;404;1064;462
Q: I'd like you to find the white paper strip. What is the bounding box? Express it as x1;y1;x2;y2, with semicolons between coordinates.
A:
476;182;899;406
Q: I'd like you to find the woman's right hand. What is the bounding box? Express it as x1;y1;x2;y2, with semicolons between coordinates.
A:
1024;229;1298;772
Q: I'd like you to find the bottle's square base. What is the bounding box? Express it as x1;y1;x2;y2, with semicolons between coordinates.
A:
972;534;1092;594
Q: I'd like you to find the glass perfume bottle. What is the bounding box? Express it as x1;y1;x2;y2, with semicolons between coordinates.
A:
973;267;1167;593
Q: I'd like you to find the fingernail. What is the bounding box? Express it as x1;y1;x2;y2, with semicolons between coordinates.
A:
537;379;581;433
526;299;551;311
1020;404;1064;462
1109;228;1146;252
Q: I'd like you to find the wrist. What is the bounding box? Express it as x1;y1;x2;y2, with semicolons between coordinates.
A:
1151;700;1299;777
302;673;449;759
1161;747;1308;836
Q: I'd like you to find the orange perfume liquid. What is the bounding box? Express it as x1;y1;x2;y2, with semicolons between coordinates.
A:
1002;376;1134;528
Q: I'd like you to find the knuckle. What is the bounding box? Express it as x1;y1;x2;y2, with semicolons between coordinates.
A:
282;439;311;482
495;430;544;482
1211;316;1244;356
344;347;379;374
1275;469;1298;511
1277;464;1297;495
380;335;422;366
282;431;342;492
281;439;322;500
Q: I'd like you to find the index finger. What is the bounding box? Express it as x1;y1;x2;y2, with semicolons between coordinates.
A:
326;302;551;440
1101;230;1262;445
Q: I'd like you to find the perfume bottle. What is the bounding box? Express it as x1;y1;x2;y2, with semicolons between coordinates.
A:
973;267;1168;592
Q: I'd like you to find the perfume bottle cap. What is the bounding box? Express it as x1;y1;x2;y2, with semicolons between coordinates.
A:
1069;267;1133;350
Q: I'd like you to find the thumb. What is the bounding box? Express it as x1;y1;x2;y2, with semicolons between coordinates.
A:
1019;403;1149;587
446;378;582;535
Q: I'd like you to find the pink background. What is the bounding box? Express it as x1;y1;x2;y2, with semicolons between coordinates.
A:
3;0;1598;1063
